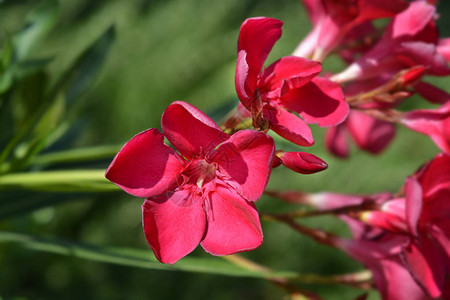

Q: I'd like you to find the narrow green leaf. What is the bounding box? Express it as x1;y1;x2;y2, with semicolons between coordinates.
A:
0;191;87;220
30;144;121;166
13;0;59;60
0;231;298;279
49;25;116;105
0;169;118;192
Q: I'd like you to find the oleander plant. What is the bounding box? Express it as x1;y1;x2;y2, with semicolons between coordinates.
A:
1;0;449;299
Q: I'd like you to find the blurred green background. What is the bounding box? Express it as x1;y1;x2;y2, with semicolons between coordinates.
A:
0;0;449;299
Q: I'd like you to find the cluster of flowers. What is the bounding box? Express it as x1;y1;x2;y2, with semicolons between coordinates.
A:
106;0;450;298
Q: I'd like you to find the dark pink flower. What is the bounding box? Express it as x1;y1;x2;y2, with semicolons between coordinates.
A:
359;153;450;297
401;101;450;153
235;17;349;146
106;101;275;264
294;0;408;60
336;227;430;300
333;1;450;83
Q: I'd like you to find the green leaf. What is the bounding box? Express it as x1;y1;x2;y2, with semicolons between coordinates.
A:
13;0;59;61
0;169;118;192
30;144;122;166
0;191;87;220
0;230;298;279
49;25;116;105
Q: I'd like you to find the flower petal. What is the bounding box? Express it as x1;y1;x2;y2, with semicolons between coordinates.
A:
161;101;229;159
346;110;396;154
404;177;423;237
390;1;435;39
325;125;349;158
414;81;450;104
200;185;263;255
395;41;450;76
142;189;206;265
437;37;450;62
267;107;314;146
416;152;450;200
210;129;275;202
237;17;283;99
260;56;322;92
402;238;446;298
235;51;251;107
357;0;409;21
401;102;450;153
105;129;185;198
280;77;349;127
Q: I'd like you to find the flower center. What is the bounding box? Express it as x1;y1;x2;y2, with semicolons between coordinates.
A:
182;159;217;188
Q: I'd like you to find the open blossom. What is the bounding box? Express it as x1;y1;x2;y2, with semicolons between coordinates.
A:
284;153;450;298
294;0;408;60
336;222;432;300
105;101;275;264
356;153;450;298
333;1;450;84
235;17;349;147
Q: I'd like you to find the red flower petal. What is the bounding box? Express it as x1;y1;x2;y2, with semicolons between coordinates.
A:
210;130;275;202
437;38;450;62
235;51;251;108
414;81;450;104
260;56;322;92
237;17;283;100
416;153;450;200
402;102;450;153
357;0;409;21
402;238;446;298
266;107;314;146
390;1;435;39
325;125;349;158
404;177;423;237
200;185;263;256
280;151;327;174
395;41;450;76
105;129;185;198
346;110;396;154
431;219;450;259
161;101;229;159
142;189;206;265
280;77;349;127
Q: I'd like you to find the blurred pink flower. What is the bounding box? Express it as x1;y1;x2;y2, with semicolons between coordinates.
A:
360;153;450;297
106;101;275;264
333;1;450;83
294;0;408;60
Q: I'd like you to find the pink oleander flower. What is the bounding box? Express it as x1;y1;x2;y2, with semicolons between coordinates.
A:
401;100;450;153
359;153;450;298
333;1;450;83
235;17;349;147
336;223;432;300
294;0;408;60
105;101;275;264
